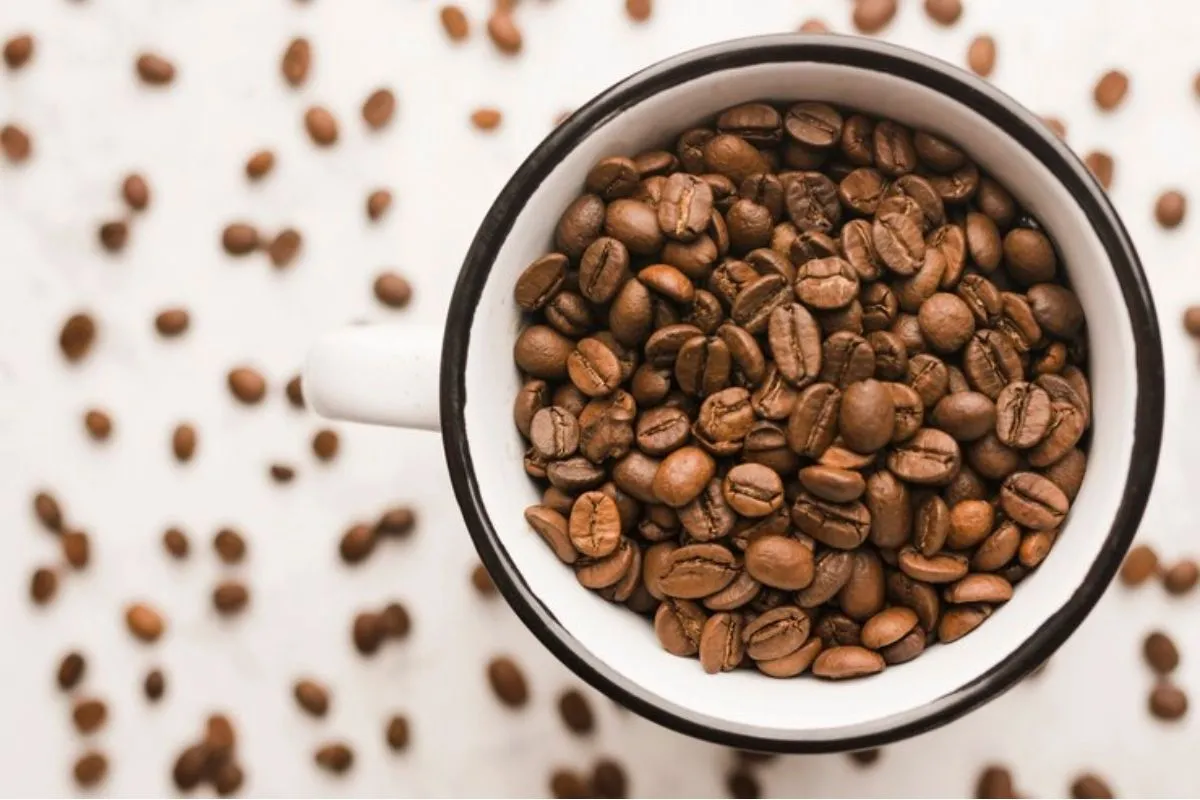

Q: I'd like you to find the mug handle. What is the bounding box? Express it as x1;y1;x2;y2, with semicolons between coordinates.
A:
303;324;441;431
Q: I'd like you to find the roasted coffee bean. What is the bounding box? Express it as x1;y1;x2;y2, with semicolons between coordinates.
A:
863;470;911;548
1071;774;1114;800
812;645;885;679
557;688;595;735
861;606;918;649
967;35;996;77
57;651;86;691
658;173;714;241
796;257;859;309
976;766;1017;799
315;743;355;774
1000;472;1068;530
136;51;175;84
722;463;784;517
525;506;578;564
792;492;870;549
487;656;529;707
786;382;840;457
658;543;737;598
568;492;621;558
745;535;814;590
585;157;639;201
294;679;330;717
838;379;894;453
944;573;1013;604
1149;681;1188;721
555;194;606;260
1143;631;1179;675
938;604;991;642
213;581;250;615
971;520;1020;572
612;451;660;502
1018;529;1057;569
125;603;165;642
654;598;706;656
912;495;950;556
304;106;339;146
1120;544;1159;587
1094;69;1129;111
1163;559;1199;595
839;550;885;620
651;446;715;507
994;381;1051;448
698;613;746;673
143;668;165;701
576;538;635;589
514;253;567;311
62;530;90;569
820;332;874;388
887;428;961;485
799;466;866;504
898;548;969;584
743;605;811;661
932;391;996;441
784;171;841;233
1156;190;1187;229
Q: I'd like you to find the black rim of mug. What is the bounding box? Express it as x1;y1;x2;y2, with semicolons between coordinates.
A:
440;34;1164;753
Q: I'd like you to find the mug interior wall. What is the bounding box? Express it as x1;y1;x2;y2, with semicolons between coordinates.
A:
464;60;1136;740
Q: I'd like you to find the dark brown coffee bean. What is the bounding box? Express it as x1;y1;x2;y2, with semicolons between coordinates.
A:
315;742;354;774
932;391;996;441
62;530;90;569
370;271;412;309
1163;559;1199;595
873;210;925;276
837;168;887;215
83;409;112;442
486;655;528;707
795;257;859;310
838;379;894;453
56;651;86;691
125;603;165;642
162;527;189;559
136;52;175;84
887;427;961;485
71;697;107;733
938;603;992;642
994;381;1051;448
293;678;330;717
1070;773;1114;800
1026;284;1084;339
221;222;258;256
1143;631;1179;675
702;134;769;184
657;172;714;241
135;668;164;703
264;227;302;269
1120;544;1159;587
568;492;622;558
694;386;754;448
1000;472;1068;530
33;491;63;533
798;466;866;504
657;543;737;598
73;751;107;787
1003;228;1056;285
213;580;250;615
556;199;609;258
675;479;735;542
281;37;310;86
339;524;376;564
1149;681;1188;720
728;274;789;336
172;419;198;462
964;329;1023;399
603;198;662;256
28;566;55;605
213;528;246;564
654;598;706;656
791;550;852;608
59;311;97;362
838;549;885;620
812;645;885;678
784;102;843;148
861;470;909;548
3;34;33;69
976;765;1017;799
745;535;814;591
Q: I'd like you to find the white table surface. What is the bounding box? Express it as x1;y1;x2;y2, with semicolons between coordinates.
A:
1;0;1198;796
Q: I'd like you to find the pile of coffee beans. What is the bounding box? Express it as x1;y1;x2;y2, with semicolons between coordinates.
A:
511;100;1091;679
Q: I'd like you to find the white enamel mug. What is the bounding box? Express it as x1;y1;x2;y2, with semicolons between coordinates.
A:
304;35;1163;752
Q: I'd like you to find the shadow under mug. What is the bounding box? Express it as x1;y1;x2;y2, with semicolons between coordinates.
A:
304;35;1164;752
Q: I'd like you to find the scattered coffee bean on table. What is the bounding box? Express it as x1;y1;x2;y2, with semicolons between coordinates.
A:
440;5;470;41
121;173;150;211
967;35;996;76
380;601;411;639
213;528;247;564
228;367;267;404
286;376;305;409
30;567;57;605
267;228;302;268
213;580;250;615
924;0;962;26
245;149;275;180
362;87;396;130
0;123;31;162
487;656;529;707
1144;630;1179;674
3;33;34;69
222;222;259;255
57;651;86;691
1184;306;1200;338
34;490;64;532
511;99;1091;681
374;272;413;308
625;0;652;23
1162;558;1198;595
281;37;311;87
849;748;881;766
144;668;166;701
471;563;497;596
852;0;897;33
352;611;385;655
1083;151;1114;190
72;697;108;733
83;409;112;441
172;422;197;462
62;529;90;568
73;751;107;787
155;307;190;337
340;524;377;564
294;678;330;717
385;715;410;751
312;429;339;461
1120;543;1158;586
377;506;416;536
590;758;629;798
98;219;128;252
550;768;591;799
726;767;761;799
304;106;339;146
1094;70;1129;111
471;108;502;131
1071;773;1114;799
976;765;1017;798
163;527;190;559
1154;190;1186;229
557;688;595;735
314;742;354;774
125;603;165;642
367;188;393;221
135;52;175;85
59;312;96;362
1149;681;1188;720
487;12;522;55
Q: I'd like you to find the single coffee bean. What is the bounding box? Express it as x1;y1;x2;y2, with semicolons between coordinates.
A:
245;149;275;181
852;0;897;33
73;752;108;787
756;636;823;678
162;527;189;559
839;549;885;620
994;381;1052;448
698;612;746;674
1149;681;1188;720
795;257;859;310
362;87;396;130
944;573;1013;604
932;391;996;441
838;379;895;453
374;272;413;308
294;678;330;717
568;492;621;558
1163;559;1199;595
525;506;576;564
2;33;34;69
1071;773;1114;800
1093;69;1129;111
658;543;738;598
786;382;841;457
723;463;784;517
385;714;411;751
339;524;376;564
964;329;1023;399
967;35;996;77
57;651;86;691
315;743;355;774
864;470;911;548
0;123;31;163
912;494;950;556
121;173;150;211
135;52;175;84
62;530;90;569
83;409;112;442
654;598;706;656
745;535;815;591
798;466;866;504
143;668;165;701
304;106;339;147
213;528;246;564
860;606;918;649
791;492;871;549
125;603;165;642
60;312;97;362
999;472;1068;530
487;655;528;707
34;491;64;533
213;580;250;615
281;37;310;86
440;5;470;40
938;604;991;642
514;325;574;380
72;698;107;733
1119;544;1159;587
887;428;961;485
976;766;1017;799
1143;631;1179;675
898;548;969;583
1018;529;1057;569
743;605;811;661
1155;189;1187;229
154;307;190;338
812;645;885;679
530;407;580;460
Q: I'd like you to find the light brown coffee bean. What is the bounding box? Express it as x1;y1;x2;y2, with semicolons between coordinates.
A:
1155;190;1186;229
722;463;784;517
865;470;911;548
267;228;302;268
1000;472;1068;530
121;173;150;211
1143;631;1179;675
221;222;258;255
73;752;108;787
914;495;950;556
924;0;962;25
470;107;502;131
486;11;522;54
281;37;310;86
72;698;107;734
798;466;865;503
652;446;715;508
839;379;894;453
861;606;918;649
440;5;470;40
654;598;706;656
967;36;996;77
658;543;738;598
525;506;576;564
756;636;823;678
898;548;969;583
568;492;621;558
938;604;991;642
136;52;175;84
62;530;90;569
245;149;275;180
1149;681;1188;720
699;613;745;673
294;678;330;717
812;645;885;678
125;603;165;642
745;535;814;591
743;605;811;661
1163;559;1199;595
852;0;897;33
944;573;1013;604
1094;69;1129;111
315;742;354;774
304;106;339;146
83;409;112;442
154;307;189;338
839;550;885;621
362;87;396;130
60;312;97;362
1120;544;1159;587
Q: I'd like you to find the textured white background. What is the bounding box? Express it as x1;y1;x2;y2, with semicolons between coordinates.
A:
1;0;1198;796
